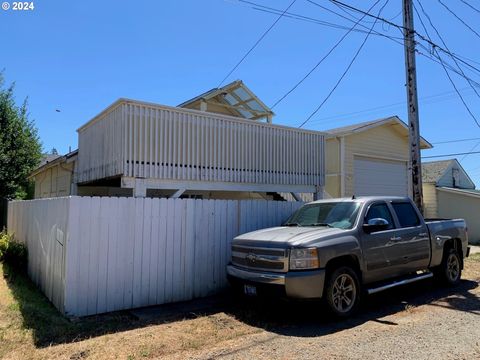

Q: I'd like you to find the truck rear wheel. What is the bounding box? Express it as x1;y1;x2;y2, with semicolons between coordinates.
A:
435;247;462;286
325;266;361;317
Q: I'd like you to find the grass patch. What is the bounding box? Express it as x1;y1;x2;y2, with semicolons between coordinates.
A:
0;262;258;359
468;252;480;262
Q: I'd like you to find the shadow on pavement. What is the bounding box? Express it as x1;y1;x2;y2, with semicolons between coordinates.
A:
3;259;479;347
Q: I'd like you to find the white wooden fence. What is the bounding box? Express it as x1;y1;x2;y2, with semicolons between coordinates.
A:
8;197;303;317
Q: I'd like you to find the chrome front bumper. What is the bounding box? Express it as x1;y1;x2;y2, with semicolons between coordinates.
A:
227;264;326;299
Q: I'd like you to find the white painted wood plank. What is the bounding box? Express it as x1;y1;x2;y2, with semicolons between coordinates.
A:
156;198;167;304
87;197;101;315
184;200;195;300
141;197;152;307
96;197;110;314
148;198;160;305
164;198;175;303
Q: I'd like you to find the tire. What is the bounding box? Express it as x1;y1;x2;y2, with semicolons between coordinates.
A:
434;247;462;286
325;266;361;318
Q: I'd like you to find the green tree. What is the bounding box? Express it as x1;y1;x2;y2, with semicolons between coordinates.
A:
0;73;42;200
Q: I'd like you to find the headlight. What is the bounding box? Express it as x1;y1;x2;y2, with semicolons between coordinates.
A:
289;247;319;270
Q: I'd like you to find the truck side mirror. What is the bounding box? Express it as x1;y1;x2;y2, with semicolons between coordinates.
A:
363;218;390;233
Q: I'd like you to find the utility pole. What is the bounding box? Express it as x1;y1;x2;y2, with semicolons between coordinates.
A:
403;0;423;213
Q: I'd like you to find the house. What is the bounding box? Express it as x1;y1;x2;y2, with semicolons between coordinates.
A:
30;81;326;201
30;150;77;198
324;116;432;198
422;159;479;243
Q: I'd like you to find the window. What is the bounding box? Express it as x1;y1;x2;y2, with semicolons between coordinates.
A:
391;202;420;228
364;203;394;230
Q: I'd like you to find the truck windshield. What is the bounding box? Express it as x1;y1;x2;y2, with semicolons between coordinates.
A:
284;202;360;230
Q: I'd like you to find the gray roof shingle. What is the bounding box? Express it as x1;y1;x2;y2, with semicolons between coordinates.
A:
422;159;454;183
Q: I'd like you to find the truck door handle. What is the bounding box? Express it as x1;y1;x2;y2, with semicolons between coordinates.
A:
419;232;427;237
390;236;402;241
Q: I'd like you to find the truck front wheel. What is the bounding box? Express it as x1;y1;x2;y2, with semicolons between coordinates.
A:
435;247;462;285
325;266;361;317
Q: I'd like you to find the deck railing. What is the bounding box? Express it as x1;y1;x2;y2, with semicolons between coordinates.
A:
77;99;325;188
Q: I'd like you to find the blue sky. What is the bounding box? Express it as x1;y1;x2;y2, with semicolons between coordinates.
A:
1;0;480;185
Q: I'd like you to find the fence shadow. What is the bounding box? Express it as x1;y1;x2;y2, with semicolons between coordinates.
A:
3;261;479;348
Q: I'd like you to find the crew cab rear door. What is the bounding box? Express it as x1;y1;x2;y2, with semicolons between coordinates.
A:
389;201;430;272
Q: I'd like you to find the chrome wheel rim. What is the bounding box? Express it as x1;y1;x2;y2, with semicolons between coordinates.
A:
332;274;356;313
447;253;460;282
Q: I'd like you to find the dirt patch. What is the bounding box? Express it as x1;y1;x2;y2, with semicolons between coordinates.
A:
1;257;479;359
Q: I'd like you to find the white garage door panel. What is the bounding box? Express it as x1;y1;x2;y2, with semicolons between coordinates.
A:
354;157;408;196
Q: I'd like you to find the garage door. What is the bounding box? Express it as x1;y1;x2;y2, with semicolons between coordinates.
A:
354;156;408;196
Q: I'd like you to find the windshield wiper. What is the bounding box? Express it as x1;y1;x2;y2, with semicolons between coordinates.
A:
305;223;334;228
283;222;302;227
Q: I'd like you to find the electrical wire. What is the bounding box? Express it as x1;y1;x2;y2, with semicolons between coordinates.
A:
306;0;404;42
307;87;474;126
299;0;389;128
459;0;480;14
234;0;388;36
438;0;480;40
432;137;480;145
460;140;480;162
415;0;480;129
423;151;480;158
414;0;480;100
227;0;480;122
234;0;480;79
270;0;383;109
217;0;297;87
327;0;480;75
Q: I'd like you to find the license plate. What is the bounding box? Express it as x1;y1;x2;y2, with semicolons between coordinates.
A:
244;284;257;296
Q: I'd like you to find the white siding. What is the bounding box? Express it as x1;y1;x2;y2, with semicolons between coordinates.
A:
8;197;303;317
77;100;325;187
423;183;438;218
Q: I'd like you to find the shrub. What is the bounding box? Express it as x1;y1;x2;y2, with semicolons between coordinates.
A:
0;230;28;271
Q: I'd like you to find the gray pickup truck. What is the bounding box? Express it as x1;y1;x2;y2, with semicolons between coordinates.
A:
227;196;471;317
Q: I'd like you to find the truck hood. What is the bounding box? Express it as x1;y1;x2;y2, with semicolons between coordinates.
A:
234;226;346;247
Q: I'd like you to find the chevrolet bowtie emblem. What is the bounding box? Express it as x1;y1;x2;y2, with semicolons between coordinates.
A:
246;253;257;263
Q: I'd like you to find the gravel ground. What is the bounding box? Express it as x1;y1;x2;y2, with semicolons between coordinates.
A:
174;256;480;360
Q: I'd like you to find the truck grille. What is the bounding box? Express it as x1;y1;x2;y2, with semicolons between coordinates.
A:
231;245;288;273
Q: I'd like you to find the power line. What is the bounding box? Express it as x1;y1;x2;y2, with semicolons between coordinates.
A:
234;0;392;37
416;48;480;88
270;0;383;109
236;0;480;80
299;0;389;128
459;0;480;14
328;0;480;75
423;151;480;158
307;87;473;126
217;0;297;87
306;0;404;42
432;137;480;145
414;0;480;100
438;0;480;40
460;140;480;162
416;0;480;129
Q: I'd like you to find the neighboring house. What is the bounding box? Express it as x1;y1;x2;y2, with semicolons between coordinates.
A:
324;116;432;198
422;159;479;243
30;81;325;200
29;151;77;199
